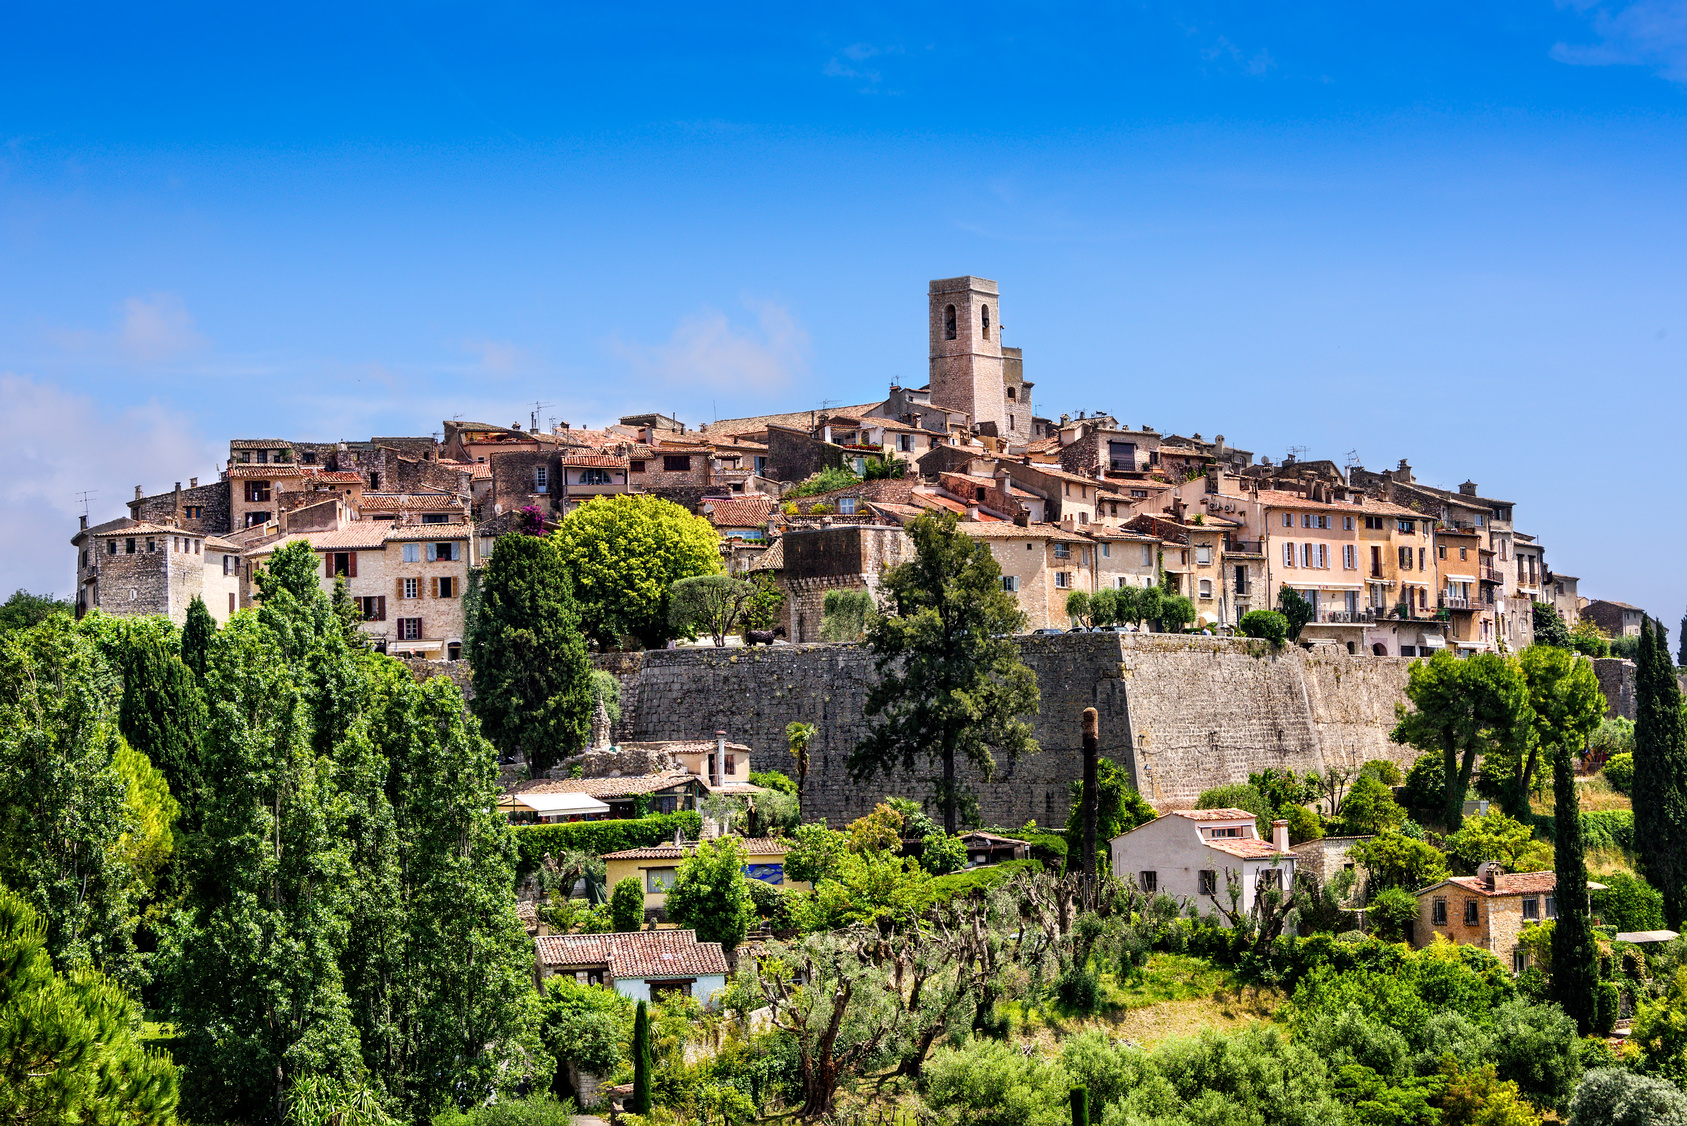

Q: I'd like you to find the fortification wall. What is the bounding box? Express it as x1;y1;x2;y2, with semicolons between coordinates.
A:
597;634;1419;827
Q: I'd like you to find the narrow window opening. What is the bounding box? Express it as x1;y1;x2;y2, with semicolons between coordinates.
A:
944;304;957;340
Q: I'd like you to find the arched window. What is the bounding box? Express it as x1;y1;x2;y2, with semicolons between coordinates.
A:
981;304;991;339
944;304;957;340
1006;386;1016;400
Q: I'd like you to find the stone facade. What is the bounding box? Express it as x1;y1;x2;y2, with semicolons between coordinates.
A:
779;525;915;642
128;479;232;537
597;633;1420;827
72;516;242;625
765;425;851;485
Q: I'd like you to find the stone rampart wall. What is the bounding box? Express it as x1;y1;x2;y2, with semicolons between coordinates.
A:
597;634;1419;827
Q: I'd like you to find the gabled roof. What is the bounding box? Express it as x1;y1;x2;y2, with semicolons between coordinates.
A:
560;453;630;468
1207;838;1287;859
706;496;778;527
1418;871;1608;898
511;770;700;801
600;837;792;861
1172;808;1256;821
229;438;293;449
535;929;729;979
358;493;465;512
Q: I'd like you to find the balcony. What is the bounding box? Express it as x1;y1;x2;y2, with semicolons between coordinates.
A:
1233;582;1251;596
1481;566;1504;584
1440;595;1478;611
1321;610;1375;624
1225;540;1264;555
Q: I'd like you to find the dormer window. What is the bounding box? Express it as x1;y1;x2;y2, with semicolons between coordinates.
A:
1208;826;1243;839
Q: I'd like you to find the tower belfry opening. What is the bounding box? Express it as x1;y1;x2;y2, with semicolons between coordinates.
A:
927;276;1031;445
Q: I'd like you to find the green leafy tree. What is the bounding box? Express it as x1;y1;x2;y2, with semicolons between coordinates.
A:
1349;830;1450;890
1367;886;1419;942
1591;871;1665;931
851;513;1039;834
1278;585;1315;641
553;495;722;649
1635;618;1687;926
467;533;594;777
1336;775;1406;836
665;836;755;952
1533;602;1574;650
1570;1068;1687;1126
784;821;845;884
181;595;217;680
668;574;757;647
1196;782;1273;837
0;589;72;633
1065;591;1094;629
1240;609;1289;645
1391;650;1534;831
631;1000;653;1115
117;623;207;828
1157;593;1197;632
787;721;817;816
540;976;631;1091
610;876;645;932
787;466;861;498
1063;758;1156;874
0;885;180;1126
111;740;180;899
1444;811;1547;874
0;616;144;991
799;849;932;931
740;572;786;633
1570;616;1611;658
819;589;876;642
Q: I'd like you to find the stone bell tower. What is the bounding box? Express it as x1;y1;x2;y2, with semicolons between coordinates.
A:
928;276;1013;442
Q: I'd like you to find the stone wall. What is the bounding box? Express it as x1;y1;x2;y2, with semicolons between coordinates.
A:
600;633;1420;827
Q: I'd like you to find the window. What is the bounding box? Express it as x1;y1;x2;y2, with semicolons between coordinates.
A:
1399;546;1413;570
402;542;420;563
944;303;957;340
422;513;448;524
239;451;251;463
1199;579;1212;599
646;867;678;893
725;754;736;775
403;578;419;599
326;551;354;578
107;540;116;555
630;459;646;473
1283;542;1294;567
1464;900;1479;925
1318;514;1329;529
1257;869;1282;889
1195;545;1211;565
1054;543;1071;560
357;596;385;621
1513;951;1528;974
1198;870;1217;896
664;455;692;472
1142;545;1153;566
447;642;462;661
1522;897;1539;920
981;303;991;339
1432;899;1448;925
1475;514;1485;527
1418;548;1426;571
1101;543;1110;558
1344;544;1356;569
1055;571;1071;588
1139;871;1158;893
580;468;611;486
256;449;268;464
368;472;380;490
1001;575;1019;592
146;537;156;552
1301;514;1311;528
1365;516;1384;530
223;554;235;575
229;592;237;615
185;505;203;519
1545;896;1557;919
244;480;271;502
1343;516;1354;530
426;542;461;562
1317;544;1328;569
437;576;455;598
1438;545;1447;559
126;537;137;554
839;497;857;514
1282;513;1292;527
1299;543;1311;568
534;466;548;494
398;617;422;641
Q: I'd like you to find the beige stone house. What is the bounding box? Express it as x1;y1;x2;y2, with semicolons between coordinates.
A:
1412;866;1604;972
72;515;242;625
956;521;1098;630
600;838;809;923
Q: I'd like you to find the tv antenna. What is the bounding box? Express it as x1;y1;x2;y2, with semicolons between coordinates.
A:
75;490;96;517
1286;445;1310;462
530;401;553;432
1343;448;1361;470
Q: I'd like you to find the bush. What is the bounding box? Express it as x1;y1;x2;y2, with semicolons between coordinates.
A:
1367;886;1419;942
818;589;874;642
1604;752;1635;793
748;770;795;795
786;466;861;498
1239;610;1289;645
432;1098;581;1126
924;1038;1070;1126
745;877;796;933
1593;870;1666;932
1569;1068;1687;1126
920;831;967;875
1488;998;1581;1110
1349;831;1449;891
1336;775;1406;836
1195;782;1272;837
512;813;701;877
923;858;1042;907
610;876;645;932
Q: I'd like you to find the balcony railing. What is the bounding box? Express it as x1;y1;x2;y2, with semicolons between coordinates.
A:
1225;540;1264;555
1440;595;1476;611
1481;566;1504;583
1321;610;1374;624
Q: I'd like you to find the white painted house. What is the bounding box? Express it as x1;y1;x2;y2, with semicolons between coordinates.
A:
1108;808;1295;919
534;929;729;1006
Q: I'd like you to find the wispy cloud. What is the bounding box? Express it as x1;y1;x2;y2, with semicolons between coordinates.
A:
823;42;905;92
0;372;219;594
457;336;536;377
1200;35;1276;77
609;299;810;392
48;292;209;364
1552;0;1687;82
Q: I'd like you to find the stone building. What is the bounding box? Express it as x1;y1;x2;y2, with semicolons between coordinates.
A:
126;477;231;537
778;524;915;642
1583;599;1647;639
927;276;1032;445
1413;865;1603;973
1109;810;1294;920
956;521;1098;631
72;515;242;625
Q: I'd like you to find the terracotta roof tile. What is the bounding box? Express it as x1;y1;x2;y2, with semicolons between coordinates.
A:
706;496;778;527
561;453;631;468
358;493;466;511
511;770;699;801
227;465;306;479
1173;808;1257;821
1436;871;1606;897
229;439;293;449
956;521;1088;541
536;930;729;979
600;838;793;861
1207;838;1288;859
745;538;785;572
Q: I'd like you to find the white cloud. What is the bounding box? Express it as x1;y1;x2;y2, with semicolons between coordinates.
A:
458;337;534;376
823;42;905;90
48;292;209;364
1552;0;1687;82
0;373;218;597
609;300;810;392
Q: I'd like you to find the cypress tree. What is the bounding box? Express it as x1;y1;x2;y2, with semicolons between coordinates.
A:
118;626;208;827
1679;608;1687;669
181;595;216;681
1551;737;1600;1034
1070;1086;1090;1126
631;1000;652;1115
467;534;594;777
1634;620;1687;927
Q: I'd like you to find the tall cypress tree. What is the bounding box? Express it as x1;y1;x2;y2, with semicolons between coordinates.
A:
181;595;216;681
1679;608;1687;670
631;1000;653;1115
1634;620;1687;927
467;534;594;776
1551;736;1600;1033
118;626;208;828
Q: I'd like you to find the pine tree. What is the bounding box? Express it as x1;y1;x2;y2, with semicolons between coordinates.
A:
1635;620;1687;927
468;533;594;776
631;1000;653;1115
181;594;216;680
117;625;207;827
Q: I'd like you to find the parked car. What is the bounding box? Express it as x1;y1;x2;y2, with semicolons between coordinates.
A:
1028;628;1066;636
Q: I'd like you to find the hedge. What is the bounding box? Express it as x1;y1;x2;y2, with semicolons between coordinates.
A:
1591;870;1666;933
922;859;1042;908
510;812;702;876
1532;810;1634;853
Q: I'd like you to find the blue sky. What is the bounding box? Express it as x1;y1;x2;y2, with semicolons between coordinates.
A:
3;2;1685;619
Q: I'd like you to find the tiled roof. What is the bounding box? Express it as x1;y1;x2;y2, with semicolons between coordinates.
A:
384;525;471;541
697;403;884;438
562;453;630;468
255;527;392;552
1586;599;1644;612
312;471;365;484
511;770;698;801
745;538;784;572
82;517;178;538
358;493;465;511
229;439;292;449
1359;498;1431;519
1432;871;1608;897
1014;463;1110;488
706;496;777;527
1207;838;1288;859
956;521;1089;542
600;838;793;861
227;465;306;479
1173;808;1257;821
1084;528;1160;542
536;930;729;980
203;534;242;551
1253;489;1357;511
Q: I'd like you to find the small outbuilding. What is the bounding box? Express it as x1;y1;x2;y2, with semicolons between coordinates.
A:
534;928;729;1006
1108;808;1294;919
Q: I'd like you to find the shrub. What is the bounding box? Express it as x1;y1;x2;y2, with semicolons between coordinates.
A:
1569;1068;1687;1126
1367;886;1419;942
1336;775;1406;836
1593;871;1666;932
1239;610;1289;645
431;1097;581;1126
1604;752;1635;792
609;876;645;932
786;466;861;498
1195;782;1272;837
1349;830;1449;891
924;1038;1070;1126
818;589;874;642
511;813;701;877
745;877;796;933
1488;998;1581;1110
920;831;967;875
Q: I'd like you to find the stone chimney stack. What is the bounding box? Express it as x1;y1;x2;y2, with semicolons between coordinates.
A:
1272;819;1290;853
134;485;143;502
79;514;87;531
1460;480;1478;496
189;477;198;488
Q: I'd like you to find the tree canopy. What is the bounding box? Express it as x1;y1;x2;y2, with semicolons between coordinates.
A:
553;495;722;649
850;513;1040;834
1391;650;1533;831
1635;619;1687;927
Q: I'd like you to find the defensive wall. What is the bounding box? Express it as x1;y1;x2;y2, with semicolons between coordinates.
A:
593;634;1420;827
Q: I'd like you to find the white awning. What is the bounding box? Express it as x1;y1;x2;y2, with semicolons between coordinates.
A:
1307;583;1364;591
1422;635;1448;649
511;791;611;816
1443;574;1477;583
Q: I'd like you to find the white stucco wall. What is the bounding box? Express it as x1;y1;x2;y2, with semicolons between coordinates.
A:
1109;813;1293;919
615;973;728;1007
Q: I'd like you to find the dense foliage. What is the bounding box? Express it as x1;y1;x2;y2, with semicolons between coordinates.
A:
553;495;722;649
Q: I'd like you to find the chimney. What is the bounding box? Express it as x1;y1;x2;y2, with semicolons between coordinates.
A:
712;730;725;787
1460;480;1478;496
189;477;198;488
134;485;143;502
1480;861;1502;890
174;481;182;495
1272;819;1289;853
79;514;87;531
1214;434;1225;455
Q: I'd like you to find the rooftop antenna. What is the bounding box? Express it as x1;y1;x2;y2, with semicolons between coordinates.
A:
530;401;552;432
430;430;441;443
1343;448;1360;470
75;490;96;517
1286;445;1310;463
